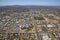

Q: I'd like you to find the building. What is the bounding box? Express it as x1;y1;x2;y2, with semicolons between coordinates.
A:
42;35;51;40
18;23;31;28
47;23;57;30
41;33;51;40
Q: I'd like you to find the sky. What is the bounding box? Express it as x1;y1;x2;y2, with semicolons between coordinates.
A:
0;0;60;6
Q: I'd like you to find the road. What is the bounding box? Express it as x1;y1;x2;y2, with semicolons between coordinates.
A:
34;23;41;40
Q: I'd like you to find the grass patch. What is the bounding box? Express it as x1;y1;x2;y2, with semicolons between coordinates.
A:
34;16;45;20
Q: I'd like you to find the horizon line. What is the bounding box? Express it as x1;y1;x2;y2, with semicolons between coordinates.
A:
0;5;60;7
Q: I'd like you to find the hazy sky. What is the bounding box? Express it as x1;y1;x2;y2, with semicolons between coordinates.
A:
0;0;60;6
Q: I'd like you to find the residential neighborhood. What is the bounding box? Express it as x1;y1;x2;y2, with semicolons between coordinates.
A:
0;6;60;40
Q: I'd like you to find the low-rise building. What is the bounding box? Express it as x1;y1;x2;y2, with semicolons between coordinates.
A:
47;23;57;30
41;33;51;40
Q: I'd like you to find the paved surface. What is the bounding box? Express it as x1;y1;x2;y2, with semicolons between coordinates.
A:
34;23;41;40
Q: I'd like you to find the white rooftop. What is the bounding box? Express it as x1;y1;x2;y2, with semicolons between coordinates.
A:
47;24;56;27
42;35;51;40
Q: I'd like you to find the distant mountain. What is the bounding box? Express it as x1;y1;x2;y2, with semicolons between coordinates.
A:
0;5;60;9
